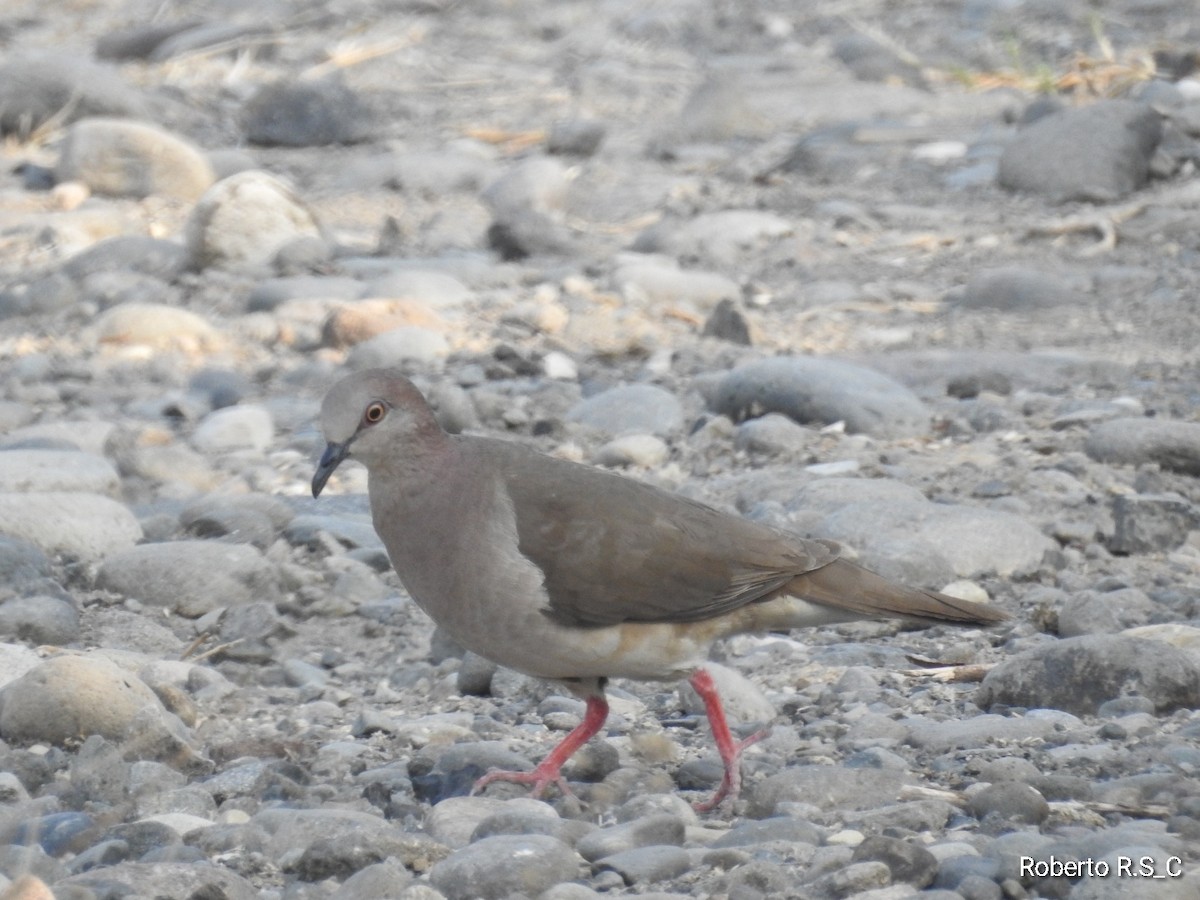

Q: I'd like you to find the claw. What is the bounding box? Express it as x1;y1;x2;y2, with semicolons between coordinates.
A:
688;668;770;812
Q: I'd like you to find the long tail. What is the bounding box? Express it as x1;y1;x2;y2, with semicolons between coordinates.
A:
788;558;1009;626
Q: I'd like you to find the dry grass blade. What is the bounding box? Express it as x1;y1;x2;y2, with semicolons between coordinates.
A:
464;126;546;154
1026;202;1147;256
187;638;244;663
304;27;428;80
901;662;996;683
900;784;966;804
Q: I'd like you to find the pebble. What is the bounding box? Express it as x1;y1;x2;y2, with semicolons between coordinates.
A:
710;817;822;849
429;834;580;900
0;450;119;495
0;654;168;745
424;796;535;848
241;78;375;146
346;327;450;369
566;384;684;437
93;302;218;348
733;413;811;455
575;814;685;862
0;492;142;561
55;118;215;201
328;859;413;898
1057;587;1157;637
543;350;579;381
851;835;938;888
0;875;55;900
185;171;325;272
593;434;669;468
810;859;891;897
978;634;1200;715
997;99;1162;202
712;356;930;438
96;540;282;617
702;298;752;345
323;301;445;350
56;861;257;900
191;405;275;454
0;596;80;645
180;493;290;548
780;476;1053;579
1084;417;1200;476
595;844;691;885
746;766;907;819
967;782;1050;826
547;118;607;156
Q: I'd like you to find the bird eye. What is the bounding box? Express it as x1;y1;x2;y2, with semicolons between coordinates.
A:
363;402;386;425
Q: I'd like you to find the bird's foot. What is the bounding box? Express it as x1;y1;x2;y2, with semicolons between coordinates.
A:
470;693;610;801
688;668;774;813
471;764;573;799
691;726;771;813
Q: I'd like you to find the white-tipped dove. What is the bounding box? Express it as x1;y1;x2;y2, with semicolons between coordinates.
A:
312;368;1007;811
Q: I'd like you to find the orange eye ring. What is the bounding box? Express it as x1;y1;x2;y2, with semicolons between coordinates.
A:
363;402;386;425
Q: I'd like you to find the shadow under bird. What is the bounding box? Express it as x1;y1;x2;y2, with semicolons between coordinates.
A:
312;368;1008;811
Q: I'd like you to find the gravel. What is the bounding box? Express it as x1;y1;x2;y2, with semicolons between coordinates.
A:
0;1;1198;897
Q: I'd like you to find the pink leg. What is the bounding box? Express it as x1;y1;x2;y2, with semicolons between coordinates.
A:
472;694;609;799
689;668;770;812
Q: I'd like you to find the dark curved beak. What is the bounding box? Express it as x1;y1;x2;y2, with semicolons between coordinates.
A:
312;441;350;498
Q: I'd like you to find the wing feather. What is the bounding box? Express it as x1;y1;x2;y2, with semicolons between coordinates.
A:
469;438;834;628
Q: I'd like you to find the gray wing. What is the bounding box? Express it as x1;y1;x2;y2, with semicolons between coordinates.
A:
472;438;837;628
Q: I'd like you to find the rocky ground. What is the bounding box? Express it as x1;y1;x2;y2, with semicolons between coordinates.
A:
1;0;1200;898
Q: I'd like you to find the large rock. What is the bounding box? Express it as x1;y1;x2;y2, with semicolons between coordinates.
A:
0;450;119;495
977;635;1200;716
185;171;324;272
57;862;255;900
93;302;218;348
96;541;281;617
776;477;1053;580
997;100;1162;202
0;655;165;745
56;118;215;201
1084;417;1200;476
566;384;684;437
241;78;374;146
711;357;930;438
429;834;580;900
191;406;275;454
747;766;909;819
0;493;142;561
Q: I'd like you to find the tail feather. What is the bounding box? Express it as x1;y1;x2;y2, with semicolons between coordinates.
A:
788;558;1009;626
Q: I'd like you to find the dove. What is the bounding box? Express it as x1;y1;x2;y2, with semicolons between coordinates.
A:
312;368;1006;810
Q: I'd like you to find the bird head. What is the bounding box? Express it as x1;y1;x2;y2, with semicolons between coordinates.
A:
311;368;441;497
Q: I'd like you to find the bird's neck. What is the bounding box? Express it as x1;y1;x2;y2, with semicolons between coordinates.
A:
370;427;456;495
